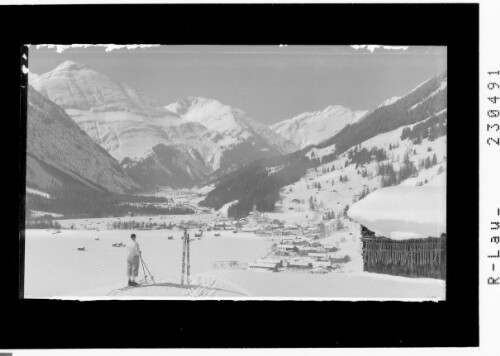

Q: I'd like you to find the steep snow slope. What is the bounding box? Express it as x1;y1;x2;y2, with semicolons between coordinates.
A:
378;96;400;108
165;97;299;170
409;79;447;111
200;71;447;221
31;62;296;188
271;105;368;149
275;123;446;228
63;109;172;160
316;71;447;155
31;61;180;161
30;62;216;188
30;61;173;118
26;86;139;194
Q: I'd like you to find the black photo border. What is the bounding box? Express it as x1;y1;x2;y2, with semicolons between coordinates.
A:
4;3;479;349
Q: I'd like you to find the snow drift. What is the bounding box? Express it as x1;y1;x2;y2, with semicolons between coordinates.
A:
348;180;446;240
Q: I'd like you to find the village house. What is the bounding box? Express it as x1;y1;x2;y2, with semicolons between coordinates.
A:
349;182;446;280
296;245;323;256
276;244;297;253
286;260;313;271
310;266;330;274
312;260;331;269
308;252;330;261
248;261;281;271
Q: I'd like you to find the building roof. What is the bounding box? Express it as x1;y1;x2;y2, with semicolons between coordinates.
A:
348;175;446;240
288;260;313;267
277;244;296;249
248;261;279;268
310;266;330;273
308;252;329;257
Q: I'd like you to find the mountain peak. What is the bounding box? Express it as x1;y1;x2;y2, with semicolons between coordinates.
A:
184;96;222;108
322;105;350;113
271;105;369;149
166;97;224;116
31;61;171;118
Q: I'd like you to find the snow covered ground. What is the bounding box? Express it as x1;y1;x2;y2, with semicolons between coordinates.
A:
24;226;444;300
24;229;272;298
272;125;446;230
210;270;444;300
24;109;447;300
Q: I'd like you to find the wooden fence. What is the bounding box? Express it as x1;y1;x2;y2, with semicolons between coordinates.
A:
362;236;446;280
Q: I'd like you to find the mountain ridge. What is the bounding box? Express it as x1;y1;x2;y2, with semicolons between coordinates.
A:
26;85;139;195
201;71;447;218
271;105;369;149
31;62;297;189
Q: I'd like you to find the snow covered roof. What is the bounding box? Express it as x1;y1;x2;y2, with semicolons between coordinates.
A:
277;244;296;249
248;261;279;269
310;267;329;273
348;178;446;240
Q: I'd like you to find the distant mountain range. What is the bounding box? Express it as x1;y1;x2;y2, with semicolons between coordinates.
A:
164;96;299;171
201;71;447;218
28;60;446;204
30;61;299;189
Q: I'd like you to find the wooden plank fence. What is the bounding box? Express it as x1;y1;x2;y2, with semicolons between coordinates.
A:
362;236;446;280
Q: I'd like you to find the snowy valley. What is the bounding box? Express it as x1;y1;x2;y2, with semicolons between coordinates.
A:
24;58;447;299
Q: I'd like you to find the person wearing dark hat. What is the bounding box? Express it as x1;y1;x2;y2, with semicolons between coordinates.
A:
126;233;141;286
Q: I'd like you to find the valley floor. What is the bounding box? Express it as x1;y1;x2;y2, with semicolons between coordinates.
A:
23;227;444;300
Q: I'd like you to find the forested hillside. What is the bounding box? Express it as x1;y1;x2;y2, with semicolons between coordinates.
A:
200;152;314;219
318;71;447;155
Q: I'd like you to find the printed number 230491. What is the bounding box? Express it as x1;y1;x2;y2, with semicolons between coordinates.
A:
487;71;500;146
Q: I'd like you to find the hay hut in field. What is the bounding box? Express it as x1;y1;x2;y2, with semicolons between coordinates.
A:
348;175;446;280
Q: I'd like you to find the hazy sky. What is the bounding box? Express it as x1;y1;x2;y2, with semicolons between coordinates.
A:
29;45;446;124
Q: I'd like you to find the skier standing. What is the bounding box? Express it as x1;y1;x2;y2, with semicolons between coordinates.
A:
126;233;141;286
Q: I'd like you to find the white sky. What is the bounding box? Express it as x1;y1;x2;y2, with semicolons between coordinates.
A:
29;45;446;124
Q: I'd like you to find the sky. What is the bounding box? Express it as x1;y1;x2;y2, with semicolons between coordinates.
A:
29;45;446;124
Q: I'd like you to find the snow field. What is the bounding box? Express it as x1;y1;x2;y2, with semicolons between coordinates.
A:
24;229;273;298
210;269;444;299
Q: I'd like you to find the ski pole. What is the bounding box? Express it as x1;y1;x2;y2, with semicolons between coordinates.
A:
140;257;148;285
140;255;156;284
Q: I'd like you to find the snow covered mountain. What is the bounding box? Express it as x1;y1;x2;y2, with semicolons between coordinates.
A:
271;105;368;149
31;62;298;189
30;61;172;118
317;71;447;153
166;97;297;154
377;96;400;108
26;86;139;194
202;71;447;219
165;97;298;171
30;61;180;161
